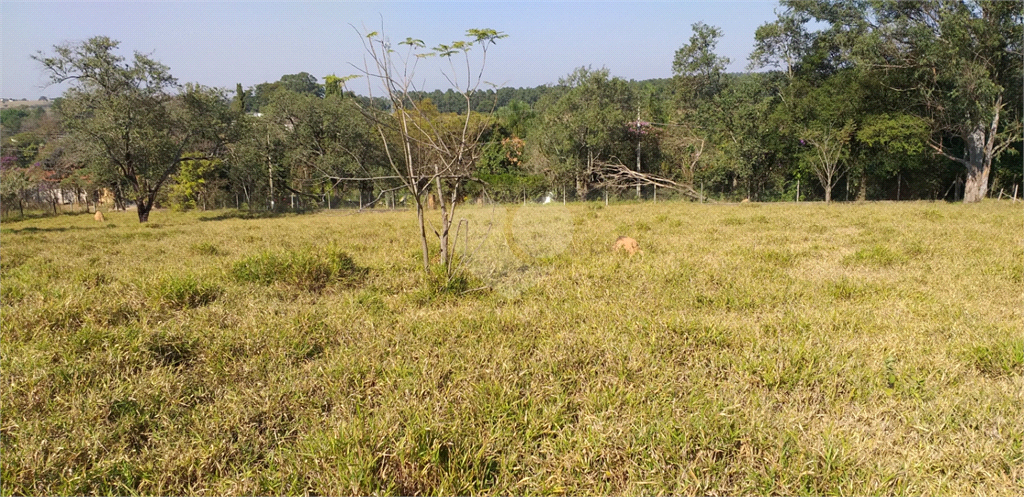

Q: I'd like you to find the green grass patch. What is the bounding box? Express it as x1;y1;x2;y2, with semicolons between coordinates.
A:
844;244;906;266
153;274;221;309
190;241;225;256
231;246;364;292
963;338;1024;378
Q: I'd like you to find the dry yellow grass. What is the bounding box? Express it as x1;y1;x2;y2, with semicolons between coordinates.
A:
1;200;1021;495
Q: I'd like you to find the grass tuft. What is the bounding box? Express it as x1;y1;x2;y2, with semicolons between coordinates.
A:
153;274;221;309
963;338;1024;378
190;241;225;256
844;244;906;266
231;246;364;292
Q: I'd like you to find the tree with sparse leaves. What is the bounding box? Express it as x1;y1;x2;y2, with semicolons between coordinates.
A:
353;26;506;281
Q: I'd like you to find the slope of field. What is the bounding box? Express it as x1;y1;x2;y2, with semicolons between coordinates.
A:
0;99;52;109
2;201;1021;495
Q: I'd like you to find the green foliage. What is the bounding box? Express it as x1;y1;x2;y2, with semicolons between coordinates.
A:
0;108;31;134
324;74;358;98
279;71;324;97
749;7;811;77
673;22;731;99
474;173;548;203
533;67;635;198
231;83;247;114
35;37;234;222
169;155;226;211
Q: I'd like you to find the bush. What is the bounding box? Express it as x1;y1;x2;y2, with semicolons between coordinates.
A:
232;247;363;292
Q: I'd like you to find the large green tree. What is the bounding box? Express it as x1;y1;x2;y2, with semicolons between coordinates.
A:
533;67;635;199
35;37;234;222
264;88;387;206
790;0;1022;202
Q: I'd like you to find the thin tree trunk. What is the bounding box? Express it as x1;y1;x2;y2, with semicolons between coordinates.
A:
435;177;450;275
857;169;867;201
415;197;430;272
824;173;833;203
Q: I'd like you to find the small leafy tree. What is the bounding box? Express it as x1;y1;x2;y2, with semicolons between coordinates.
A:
801;120;855;203
353;26;506;280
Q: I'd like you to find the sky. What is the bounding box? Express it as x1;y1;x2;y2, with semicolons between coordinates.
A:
2;1;784;99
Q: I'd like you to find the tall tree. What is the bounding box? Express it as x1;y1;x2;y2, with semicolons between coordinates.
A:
749;7;813;80
673;22;731;100
264;88;386;205
279;72;325;98
231;83;247;114
793;0;1023;202
533;67;635;199
34;37;234;222
668;23;732;195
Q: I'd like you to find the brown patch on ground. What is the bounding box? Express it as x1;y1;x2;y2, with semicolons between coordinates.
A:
94;211;105;222
612;236;641;256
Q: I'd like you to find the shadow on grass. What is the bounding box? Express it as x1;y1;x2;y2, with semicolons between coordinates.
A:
0;224;112;234
197;209;317;222
1;210;107;223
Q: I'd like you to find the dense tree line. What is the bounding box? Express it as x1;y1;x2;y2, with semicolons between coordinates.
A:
4;1;1020;221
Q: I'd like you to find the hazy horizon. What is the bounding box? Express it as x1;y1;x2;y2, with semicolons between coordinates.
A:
2;1;783;100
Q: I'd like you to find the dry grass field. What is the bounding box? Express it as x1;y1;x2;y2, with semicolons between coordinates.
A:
1;200;1021;495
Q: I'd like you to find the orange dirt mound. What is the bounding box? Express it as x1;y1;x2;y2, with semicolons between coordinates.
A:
612;236;641;256
94;211;105;221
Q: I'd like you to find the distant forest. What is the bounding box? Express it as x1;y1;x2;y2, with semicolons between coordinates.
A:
2;0;1020;219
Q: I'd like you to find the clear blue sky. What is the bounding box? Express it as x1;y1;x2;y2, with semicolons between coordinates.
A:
2;1;783;99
